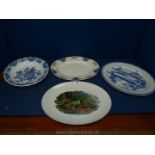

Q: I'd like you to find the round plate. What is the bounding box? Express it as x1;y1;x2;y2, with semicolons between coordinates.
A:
3;57;49;87
101;62;155;96
50;56;100;80
41;81;112;125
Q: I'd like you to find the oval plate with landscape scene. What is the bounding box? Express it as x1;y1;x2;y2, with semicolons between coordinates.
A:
41;81;112;125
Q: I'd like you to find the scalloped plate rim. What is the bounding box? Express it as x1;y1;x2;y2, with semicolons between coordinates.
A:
3;57;49;87
50;56;100;80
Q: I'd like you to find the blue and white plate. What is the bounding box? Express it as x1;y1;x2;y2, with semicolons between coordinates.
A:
3;57;49;87
101;62;155;96
51;56;100;80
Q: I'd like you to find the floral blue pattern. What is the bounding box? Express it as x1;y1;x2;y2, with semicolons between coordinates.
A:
43;62;49;69
15;67;42;84
82;57;89;61
27;57;35;62
94;68;99;73
4;57;49;86
108;67;147;91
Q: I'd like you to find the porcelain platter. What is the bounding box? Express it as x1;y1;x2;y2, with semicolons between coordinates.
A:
51;56;100;80
101;62;155;96
41;81;112;125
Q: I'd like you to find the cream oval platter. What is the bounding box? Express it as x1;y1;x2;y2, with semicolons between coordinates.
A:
51;56;100;80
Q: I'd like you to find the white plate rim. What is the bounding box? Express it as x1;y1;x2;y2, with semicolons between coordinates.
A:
3;57;49;87
41;81;112;125
101;61;155;96
50;56;100;80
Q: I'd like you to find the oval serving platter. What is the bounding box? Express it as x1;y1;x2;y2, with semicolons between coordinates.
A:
101;62;155;96
50;56;100;80
3;57;49;87
41;81;112;125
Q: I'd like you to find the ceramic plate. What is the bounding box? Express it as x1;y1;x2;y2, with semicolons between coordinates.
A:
51;56;100;80
101;62;155;96
41;81;112;125
3;57;49;87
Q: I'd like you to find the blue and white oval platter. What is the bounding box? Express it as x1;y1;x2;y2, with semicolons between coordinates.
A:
101;62;155;96
3;57;49;87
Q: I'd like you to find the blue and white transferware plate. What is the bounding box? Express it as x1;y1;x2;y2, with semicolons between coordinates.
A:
3;57;49;87
51;56;100;80
101;62;155;96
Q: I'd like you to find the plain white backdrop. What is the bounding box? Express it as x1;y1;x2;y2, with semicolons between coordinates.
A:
0;0;155;19
0;135;155;155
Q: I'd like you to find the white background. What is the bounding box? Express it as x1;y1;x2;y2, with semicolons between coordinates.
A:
0;0;155;19
0;136;155;155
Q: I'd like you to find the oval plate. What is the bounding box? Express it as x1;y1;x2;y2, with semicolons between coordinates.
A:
50;56;100;80
3;57;49;87
101;62;155;96
41;81;112;125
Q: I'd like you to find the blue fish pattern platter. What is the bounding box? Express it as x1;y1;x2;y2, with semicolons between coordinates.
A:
3;57;49;87
50;56;100;80
101;62;155;96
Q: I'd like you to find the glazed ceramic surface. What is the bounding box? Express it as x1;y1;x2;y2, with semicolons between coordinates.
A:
41;81;112;125
51;56;100;80
3;57;49;87
101;62;155;96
